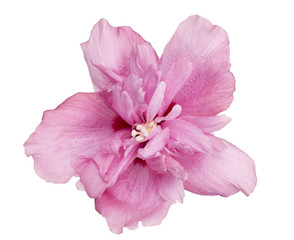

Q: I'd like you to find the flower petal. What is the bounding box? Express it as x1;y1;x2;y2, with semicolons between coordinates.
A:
157;174;185;203
145;154;167;175
160;15;235;116
130;43;158;76
24;93;117;183
162;118;212;153
112;86;135;125
158;58;192;115
81;19;147;91
176;138;257;196
95;162;171;234
138;127;170;159
179;115;231;133
142;64;161;104
72;157;106;198
155;104;182;123
146;81;166;122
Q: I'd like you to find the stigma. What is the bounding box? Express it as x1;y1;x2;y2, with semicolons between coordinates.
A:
131;121;157;142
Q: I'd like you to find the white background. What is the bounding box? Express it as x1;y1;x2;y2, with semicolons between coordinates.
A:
1;0;294;239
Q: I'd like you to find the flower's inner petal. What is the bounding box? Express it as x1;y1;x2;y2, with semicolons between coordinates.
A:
142;64;161;104
112;86;135;125
162;118;212;153
138;127;170;159
154;104;182;123
179;115;231;133
146;81;166;123
129;43;159;77
158;57;192;115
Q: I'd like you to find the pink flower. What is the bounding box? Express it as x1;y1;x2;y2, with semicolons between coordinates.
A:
24;15;257;234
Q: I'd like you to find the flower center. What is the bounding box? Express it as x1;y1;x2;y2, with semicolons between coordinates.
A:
131;121;157;142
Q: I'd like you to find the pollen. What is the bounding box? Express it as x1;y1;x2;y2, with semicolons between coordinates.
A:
132;121;157;142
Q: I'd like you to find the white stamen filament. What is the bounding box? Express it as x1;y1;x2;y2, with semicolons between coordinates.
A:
132;121;157;142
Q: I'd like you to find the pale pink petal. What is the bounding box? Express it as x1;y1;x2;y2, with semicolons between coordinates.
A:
96;143;139;185
130;43;158;76
123;74;147;122
142;64;161;104
158;58;192;115
180;115;231;133
160;15;235;116
99;129;131;156
81;19;147;91
72;157;106;198
112;86;135;125
24;93;117;183
162;118;212;153
146;81;166;122
124;74;145;108
145;154;167;175
73;143;139;199
157;174;184;203
176;138;257;196
138;128;169;159
165;155;188;180
154;104;182;123
95;161;171;234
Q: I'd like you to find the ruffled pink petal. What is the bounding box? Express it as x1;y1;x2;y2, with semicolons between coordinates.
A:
162;118;212;153
179;115;231;133
123;74;147;122
160;15;235;116
145;154;167;175
138;127;169;159
99;129;131;156
130;43;158;76
112;86;135;125
95;161;171;234
165;155;188;180
158;58;192;115
24;93;117;183
157;174;184;203
81;19;147;91
72;157;106;198
73;142;139;198
155;104;182;123
176;138;257;197
146;81;166;122
142;64;161;104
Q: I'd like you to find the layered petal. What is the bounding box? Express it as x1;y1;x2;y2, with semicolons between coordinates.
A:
130;43;158;76
73;143;139;198
81;19;147;91
95;161;171;234
179;115;231;133
24;93;117;183
146;81;166;122
160;15;235;116
138;128;169;159
158;58;192;115
175;138;257;196
162;118;212;153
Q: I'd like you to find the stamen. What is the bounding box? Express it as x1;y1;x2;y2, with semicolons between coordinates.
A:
131;129;139;137
135;135;144;141
132;122;157;142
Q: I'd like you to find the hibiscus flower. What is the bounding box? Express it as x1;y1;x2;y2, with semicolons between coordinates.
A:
24;15;257;234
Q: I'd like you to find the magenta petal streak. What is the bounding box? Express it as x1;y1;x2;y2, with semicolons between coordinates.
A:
25;15;256;234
